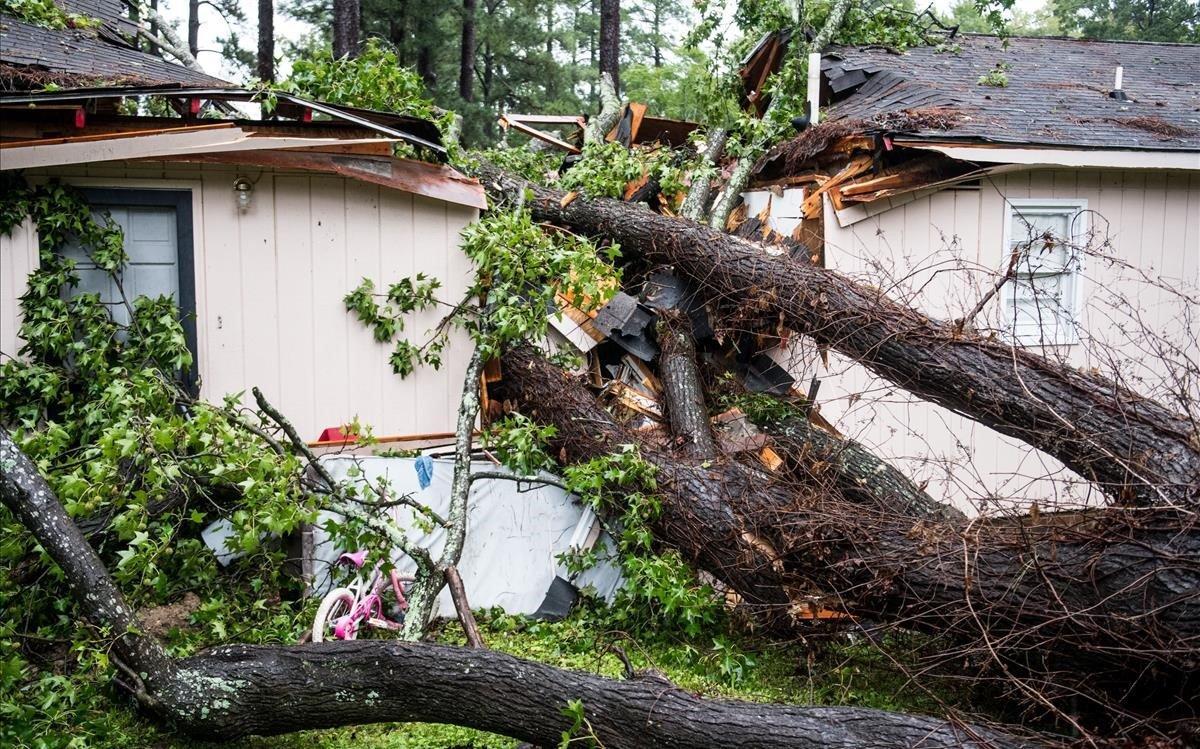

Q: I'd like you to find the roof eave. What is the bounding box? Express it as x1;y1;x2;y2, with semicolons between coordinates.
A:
891;139;1200;170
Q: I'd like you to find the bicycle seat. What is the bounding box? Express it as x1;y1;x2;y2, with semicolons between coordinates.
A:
337;549;369;569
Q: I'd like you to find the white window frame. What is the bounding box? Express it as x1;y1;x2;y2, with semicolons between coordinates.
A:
1000;198;1088;347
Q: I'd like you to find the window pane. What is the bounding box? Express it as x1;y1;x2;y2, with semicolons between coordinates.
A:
1011;210;1073;274
58;203;180;308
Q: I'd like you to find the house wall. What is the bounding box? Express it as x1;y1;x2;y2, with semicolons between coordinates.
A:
0;161;478;441
772;167;1200;513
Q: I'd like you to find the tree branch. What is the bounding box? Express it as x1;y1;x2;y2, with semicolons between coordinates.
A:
657;310;720;459
709;0;855;229
138;6;205;71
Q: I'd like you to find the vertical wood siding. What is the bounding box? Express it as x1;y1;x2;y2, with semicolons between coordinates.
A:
0;217;37;359
806;167;1200;513
0;162;478;441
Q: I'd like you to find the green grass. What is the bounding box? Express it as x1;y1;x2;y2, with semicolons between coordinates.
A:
119;606;991;749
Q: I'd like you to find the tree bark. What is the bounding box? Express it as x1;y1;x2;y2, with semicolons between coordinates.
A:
459;0;477;101
493;346;1200;730
584;72;621;144
188;0;200;59
658;311;720;459
444;564;485;648
471;162;1200;508
333;0;360;59
140;5;204;72
0;428;1031;748
680;128;728;222
257;0;275;82
599;0;620;92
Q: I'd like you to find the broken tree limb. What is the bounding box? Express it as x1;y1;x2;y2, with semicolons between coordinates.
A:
138;6;205;72
0;428;1032;748
658;311;720;459
444;564;486;648
472;162;1200;507
493;346;1200;732
584;73;622;145
708;0;855;229
680;128;729;222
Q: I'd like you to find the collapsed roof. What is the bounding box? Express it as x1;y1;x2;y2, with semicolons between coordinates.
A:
0;2;482;206
820;34;1200;152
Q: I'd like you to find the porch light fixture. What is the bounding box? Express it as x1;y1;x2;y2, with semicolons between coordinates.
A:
233;176;254;211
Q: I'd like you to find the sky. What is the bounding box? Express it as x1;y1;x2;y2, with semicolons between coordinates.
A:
153;0;1053;83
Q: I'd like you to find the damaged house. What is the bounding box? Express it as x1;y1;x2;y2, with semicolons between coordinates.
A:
0;1;624;619
0;0;486;441
742;34;1199;510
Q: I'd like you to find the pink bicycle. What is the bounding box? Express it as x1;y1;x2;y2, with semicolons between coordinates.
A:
311;550;414;642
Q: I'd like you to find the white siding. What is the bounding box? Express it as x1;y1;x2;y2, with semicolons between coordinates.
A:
0;217;37;359
800;167;1200;514
0;161;478;441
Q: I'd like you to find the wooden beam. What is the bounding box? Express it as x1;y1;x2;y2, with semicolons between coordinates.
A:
498;116;580;153
0;122;235;149
800;154;873;218
502;113;587;126
0;125;245;170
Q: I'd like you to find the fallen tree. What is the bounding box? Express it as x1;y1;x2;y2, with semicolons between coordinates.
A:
0;427;1037;748
493;344;1200;735
472;162;1200;508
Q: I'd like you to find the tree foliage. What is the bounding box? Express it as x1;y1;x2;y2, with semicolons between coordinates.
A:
0;0;98;28
0;179;319;747
1052;0;1199;41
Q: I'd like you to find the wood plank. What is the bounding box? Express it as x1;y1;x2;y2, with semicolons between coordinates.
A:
499;117;581;153
273;175;318;437
801;155;874;218
0;126;245;170
0;121;235;148
237;173;283;410
197;170;247;402
344;179;386;435
310;176;352;438
378;189;418;435
410;195;451;433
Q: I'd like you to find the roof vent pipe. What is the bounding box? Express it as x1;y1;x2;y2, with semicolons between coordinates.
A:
1109;64;1128;101
807;51;822;126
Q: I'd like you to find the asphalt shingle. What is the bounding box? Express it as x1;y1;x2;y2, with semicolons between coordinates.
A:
1;13;229;89
823;35;1200;152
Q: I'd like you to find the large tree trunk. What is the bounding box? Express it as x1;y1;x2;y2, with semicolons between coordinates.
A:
472;163;1200;508
599;0;620;92
0;429;1031;748
459;0;477;101
493;346;1200;731
333;0;360;59
257;0;274;82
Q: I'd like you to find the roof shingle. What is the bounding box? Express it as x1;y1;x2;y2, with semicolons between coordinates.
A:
823;35;1200;152
0;13;230;89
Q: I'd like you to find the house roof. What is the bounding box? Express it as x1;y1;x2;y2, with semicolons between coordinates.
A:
822;34;1200;152
0;13;230;89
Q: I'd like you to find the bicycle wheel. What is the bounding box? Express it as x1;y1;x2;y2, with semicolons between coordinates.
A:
311;587;357;643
